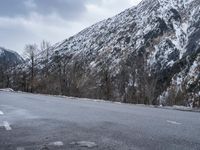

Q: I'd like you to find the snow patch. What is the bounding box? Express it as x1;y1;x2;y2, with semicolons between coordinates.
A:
0;88;14;92
49;141;64;146
70;141;97;148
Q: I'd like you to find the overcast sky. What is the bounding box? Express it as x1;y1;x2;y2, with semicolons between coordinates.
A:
0;0;142;54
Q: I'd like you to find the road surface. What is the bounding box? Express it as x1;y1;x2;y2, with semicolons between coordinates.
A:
0;91;200;150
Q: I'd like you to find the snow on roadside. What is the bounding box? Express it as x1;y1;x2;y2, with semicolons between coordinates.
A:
0;88;14;92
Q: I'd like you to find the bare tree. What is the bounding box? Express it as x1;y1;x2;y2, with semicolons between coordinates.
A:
24;44;38;92
40;40;51;77
99;65;112;100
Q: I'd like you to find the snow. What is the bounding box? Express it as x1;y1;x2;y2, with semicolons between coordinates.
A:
172;105;192;110
134;82;138;88
90;61;97;68
0;47;23;64
171;75;184;92
49;141;64;146
0;48;3;55
182;23;189;34
70;141;97;148
9;0;200;105
50;0;199;79
128;77;134;87
167;60;175;67
143;24;153;35
187;59;199;85
0;88;14;92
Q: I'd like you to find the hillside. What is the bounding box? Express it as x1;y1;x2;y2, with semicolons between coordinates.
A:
0;47;23;66
46;0;199;106
7;0;200;107
0;47;23;88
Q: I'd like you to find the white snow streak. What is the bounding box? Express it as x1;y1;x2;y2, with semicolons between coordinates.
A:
3;121;12;130
49;141;64;146
0;111;4;115
167;120;182;125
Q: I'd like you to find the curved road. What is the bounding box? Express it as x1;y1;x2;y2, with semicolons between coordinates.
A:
0;91;200;150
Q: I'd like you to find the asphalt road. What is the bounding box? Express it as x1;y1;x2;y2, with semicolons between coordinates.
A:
0;91;200;150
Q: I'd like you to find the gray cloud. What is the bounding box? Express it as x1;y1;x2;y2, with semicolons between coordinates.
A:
0;0;142;54
0;0;27;17
0;0;86;19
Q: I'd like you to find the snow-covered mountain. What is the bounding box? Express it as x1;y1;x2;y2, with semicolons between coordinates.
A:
0;47;23;67
0;47;23;89
6;0;200;107
48;0;200;106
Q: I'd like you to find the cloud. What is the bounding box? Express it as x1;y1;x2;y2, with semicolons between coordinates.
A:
0;0;86;19
83;0;142;23
24;0;37;9
0;0;142;54
0;13;86;53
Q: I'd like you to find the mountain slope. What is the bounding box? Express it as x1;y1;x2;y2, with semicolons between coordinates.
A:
47;0;200;106
0;47;23;67
9;0;200;107
0;47;23;88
